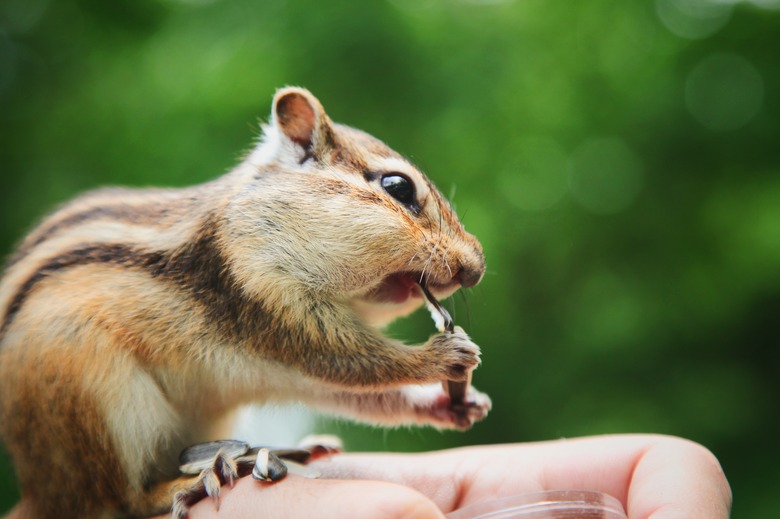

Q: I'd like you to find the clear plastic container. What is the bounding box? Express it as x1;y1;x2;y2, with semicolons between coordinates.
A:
445;490;628;519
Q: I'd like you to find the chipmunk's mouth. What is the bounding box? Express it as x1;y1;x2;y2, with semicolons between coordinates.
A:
366;272;460;305
352;272;461;328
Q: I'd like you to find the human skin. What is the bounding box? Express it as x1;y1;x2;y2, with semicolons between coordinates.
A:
155;434;732;519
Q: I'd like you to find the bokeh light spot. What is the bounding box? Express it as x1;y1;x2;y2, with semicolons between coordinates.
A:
685;52;764;131
499;137;568;212
568;138;644;215
387;0;436;11
748;0;780;8
567;269;644;352
655;0;732;39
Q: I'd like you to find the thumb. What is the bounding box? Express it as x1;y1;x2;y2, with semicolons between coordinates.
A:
185;474;446;519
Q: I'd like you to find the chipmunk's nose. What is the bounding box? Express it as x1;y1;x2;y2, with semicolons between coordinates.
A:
457;252;485;288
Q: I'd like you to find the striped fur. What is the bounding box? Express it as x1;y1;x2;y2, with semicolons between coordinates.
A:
0;87;488;518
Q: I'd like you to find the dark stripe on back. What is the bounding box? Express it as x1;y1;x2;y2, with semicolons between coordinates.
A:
0;221;272;343
5;204;174;270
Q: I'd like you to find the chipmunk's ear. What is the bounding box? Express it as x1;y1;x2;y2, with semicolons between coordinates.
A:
272;87;333;154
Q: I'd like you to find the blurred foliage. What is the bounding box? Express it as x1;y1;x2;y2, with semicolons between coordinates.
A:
1;0;778;516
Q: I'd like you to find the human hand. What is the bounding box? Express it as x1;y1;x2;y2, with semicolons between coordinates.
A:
169;434;731;519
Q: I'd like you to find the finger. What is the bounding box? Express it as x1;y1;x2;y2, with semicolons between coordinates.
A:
312;435;731;519
311;450;468;511
527;435;731;519
626;438;732;519
185;474;446;519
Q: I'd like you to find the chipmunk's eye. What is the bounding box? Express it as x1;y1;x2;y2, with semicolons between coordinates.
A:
381;174;416;207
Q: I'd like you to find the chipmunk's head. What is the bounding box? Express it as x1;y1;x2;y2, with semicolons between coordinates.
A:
237;87;484;326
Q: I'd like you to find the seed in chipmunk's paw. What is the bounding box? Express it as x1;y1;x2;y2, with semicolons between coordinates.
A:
418;282;454;333
179;439;249;474
252;448;288;482
445;377;470;406
418;283;478;405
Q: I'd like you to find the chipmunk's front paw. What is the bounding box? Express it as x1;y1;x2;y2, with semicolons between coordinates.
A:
426;326;481;382
410;383;491;430
448;385;492;430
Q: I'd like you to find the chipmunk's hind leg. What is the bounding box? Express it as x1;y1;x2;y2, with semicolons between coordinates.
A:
172;452;237;519
133;449;240;519
0;340;131;519
141;436;345;517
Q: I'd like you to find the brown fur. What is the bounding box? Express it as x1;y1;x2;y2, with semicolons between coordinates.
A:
0;87;489;518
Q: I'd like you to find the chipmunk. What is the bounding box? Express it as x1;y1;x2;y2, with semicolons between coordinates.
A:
0;87;490;519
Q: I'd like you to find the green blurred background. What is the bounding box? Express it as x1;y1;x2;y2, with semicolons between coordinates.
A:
1;0;778;516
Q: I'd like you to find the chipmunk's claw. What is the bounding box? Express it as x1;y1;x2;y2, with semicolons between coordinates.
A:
213;450;239;489
201;467;222;509
172;435;343;515
170;447;241;518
